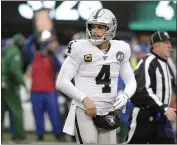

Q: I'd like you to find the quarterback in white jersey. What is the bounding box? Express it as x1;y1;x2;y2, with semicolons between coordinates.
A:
56;8;137;144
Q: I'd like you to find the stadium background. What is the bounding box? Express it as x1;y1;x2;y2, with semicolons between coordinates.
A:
1;1;176;143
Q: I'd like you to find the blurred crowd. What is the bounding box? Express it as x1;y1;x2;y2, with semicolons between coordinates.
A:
1;31;176;143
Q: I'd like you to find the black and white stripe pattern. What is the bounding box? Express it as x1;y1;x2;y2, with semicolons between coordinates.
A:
131;52;173;109
75;115;83;144
126;52;173;143
167;57;176;86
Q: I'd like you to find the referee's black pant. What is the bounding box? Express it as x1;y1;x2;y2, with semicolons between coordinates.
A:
125;106;176;144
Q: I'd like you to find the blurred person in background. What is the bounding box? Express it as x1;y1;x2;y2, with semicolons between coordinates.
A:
1;38;27;143
1;39;15;141
56;43;67;64
131;33;150;63
9;34;28;141
12;33;29;73
24;35;62;141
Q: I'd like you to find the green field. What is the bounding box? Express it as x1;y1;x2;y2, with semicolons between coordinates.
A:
1;132;74;143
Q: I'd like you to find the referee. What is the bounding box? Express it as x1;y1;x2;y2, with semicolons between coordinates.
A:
125;31;176;144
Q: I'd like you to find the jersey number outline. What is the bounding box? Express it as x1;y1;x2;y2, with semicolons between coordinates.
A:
95;65;111;93
67;40;76;54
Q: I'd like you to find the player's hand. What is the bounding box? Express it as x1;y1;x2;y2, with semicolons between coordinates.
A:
164;108;176;121
113;93;129;110
82;97;96;117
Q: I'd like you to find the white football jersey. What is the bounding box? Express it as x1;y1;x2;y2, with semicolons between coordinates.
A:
65;40;131;115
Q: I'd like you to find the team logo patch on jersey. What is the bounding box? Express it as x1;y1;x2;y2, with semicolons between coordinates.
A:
84;54;92;62
116;51;124;63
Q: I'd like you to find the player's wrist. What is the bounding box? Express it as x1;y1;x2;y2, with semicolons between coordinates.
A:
81;95;88;103
123;93;129;100
159;104;168;114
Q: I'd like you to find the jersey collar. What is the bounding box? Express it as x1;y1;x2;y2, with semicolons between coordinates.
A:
103;43;111;54
150;50;167;63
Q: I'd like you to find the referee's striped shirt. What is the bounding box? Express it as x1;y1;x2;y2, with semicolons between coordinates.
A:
130;51;173;113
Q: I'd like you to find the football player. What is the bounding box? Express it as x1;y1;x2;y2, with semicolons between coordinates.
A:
56;8;137;144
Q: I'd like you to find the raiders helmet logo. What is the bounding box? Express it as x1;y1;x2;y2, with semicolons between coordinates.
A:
106;115;116;126
84;54;92;62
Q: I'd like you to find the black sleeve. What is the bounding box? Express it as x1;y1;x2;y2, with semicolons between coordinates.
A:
130;58;167;113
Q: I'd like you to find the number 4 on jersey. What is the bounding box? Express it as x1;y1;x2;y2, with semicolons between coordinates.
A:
96;65;111;93
67;40;76;54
